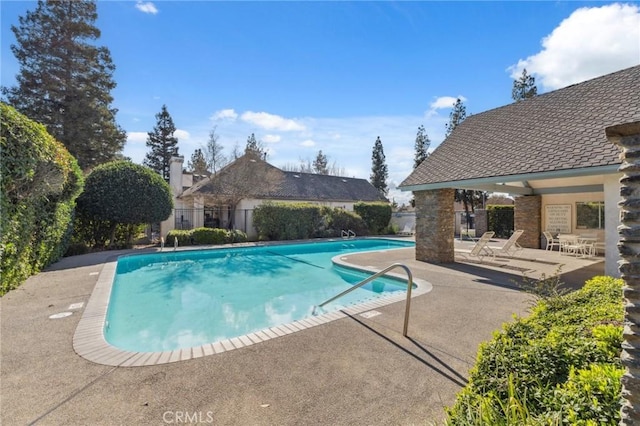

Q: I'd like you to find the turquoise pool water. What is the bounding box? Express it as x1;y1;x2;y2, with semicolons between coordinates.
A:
105;238;414;352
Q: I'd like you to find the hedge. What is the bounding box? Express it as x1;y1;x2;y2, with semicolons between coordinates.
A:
1;103;84;295
165;228;248;246
445;276;624;425
354;202;392;234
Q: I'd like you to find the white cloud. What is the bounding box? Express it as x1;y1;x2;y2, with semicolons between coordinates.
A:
241;111;306;132
127;131;147;144
174;129;190;140
509;3;640;90
211;109;238;121
429;96;468;110
300;139;316;147
135;1;158;14
263;134;281;143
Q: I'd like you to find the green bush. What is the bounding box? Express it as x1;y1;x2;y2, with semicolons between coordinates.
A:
164;228;247;246
253;202;324;240
322;207;368;237
191;227;228;245
1;103;83;294
487;205;514;238
353;202;391;234
446;276;624;425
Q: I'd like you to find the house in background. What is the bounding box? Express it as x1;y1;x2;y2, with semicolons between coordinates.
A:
161;152;387;239
399;65;640;277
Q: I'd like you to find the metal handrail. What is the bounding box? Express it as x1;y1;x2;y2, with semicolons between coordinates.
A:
341;229;356;239
314;263;414;336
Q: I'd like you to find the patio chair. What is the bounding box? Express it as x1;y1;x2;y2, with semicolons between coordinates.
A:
398;224;415;236
455;231;495;262
487;230;524;258
542;231;560;251
558;234;584;256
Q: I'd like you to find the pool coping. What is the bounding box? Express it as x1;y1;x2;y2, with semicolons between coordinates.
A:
73;239;432;367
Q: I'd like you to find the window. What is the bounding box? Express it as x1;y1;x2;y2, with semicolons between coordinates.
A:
576;201;605;229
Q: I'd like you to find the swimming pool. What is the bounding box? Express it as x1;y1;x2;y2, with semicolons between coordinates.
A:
106;239;414;352
74;238;430;366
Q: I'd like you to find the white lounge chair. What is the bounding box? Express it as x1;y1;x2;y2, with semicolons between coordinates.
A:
487;230;524;258
398;224;415;236
542;231;560;251
455;231;495;262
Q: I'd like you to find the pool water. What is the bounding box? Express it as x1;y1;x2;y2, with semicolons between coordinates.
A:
105;238;414;352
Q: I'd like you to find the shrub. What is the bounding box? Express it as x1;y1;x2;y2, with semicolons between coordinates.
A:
228;229;248;243
487;205;514;238
253;202;324;240
165;230;192;246
322;208;368;237
353;202;391;234
446;276;624;424
75;161;172;247
191;227;228;245
1;103;83;294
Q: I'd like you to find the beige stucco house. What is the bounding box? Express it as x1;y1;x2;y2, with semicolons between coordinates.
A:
161;153;387;239
399;65;640;276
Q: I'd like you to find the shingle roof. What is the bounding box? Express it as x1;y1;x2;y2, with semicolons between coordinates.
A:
180;154;386;203
400;65;640;188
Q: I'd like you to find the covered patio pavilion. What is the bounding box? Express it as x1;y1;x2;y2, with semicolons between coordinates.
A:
399;65;640;277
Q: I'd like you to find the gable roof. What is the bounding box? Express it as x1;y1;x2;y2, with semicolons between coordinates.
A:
400;65;640;190
180;154;386;203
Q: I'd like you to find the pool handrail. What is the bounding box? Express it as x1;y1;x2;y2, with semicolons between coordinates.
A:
314;263;414;336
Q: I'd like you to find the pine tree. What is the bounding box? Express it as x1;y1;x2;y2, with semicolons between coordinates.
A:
512;68;538;102
3;0;126;170
313;150;329;174
204;126;226;174
370;136;388;196
414;125;430;169
445;98;467;137
144;105;179;182
188;149;208;175
245;133;266;159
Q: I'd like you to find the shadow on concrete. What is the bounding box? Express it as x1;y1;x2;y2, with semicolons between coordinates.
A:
345;313;469;388
43;248;157;272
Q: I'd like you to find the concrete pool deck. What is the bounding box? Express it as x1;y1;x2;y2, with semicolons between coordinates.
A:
1;239;604;425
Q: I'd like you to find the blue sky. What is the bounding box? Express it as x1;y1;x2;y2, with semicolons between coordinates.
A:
2;1;639;204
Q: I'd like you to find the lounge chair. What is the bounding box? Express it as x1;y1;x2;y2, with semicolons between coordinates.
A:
543;231;560;251
455;231;495;262
398;224;415;236
487;230;524;258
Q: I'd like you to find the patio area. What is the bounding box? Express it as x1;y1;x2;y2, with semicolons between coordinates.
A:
1;239;604;425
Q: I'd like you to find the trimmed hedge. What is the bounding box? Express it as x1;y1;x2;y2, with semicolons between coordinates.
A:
445;276;624;425
322;207;368;237
354;202;392;234
165;228;248;246
487;204;514;238
1;103;84;294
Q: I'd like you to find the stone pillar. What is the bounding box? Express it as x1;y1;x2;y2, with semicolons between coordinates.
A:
607;121;640;425
514;195;541;248
474;209;488;237
414;189;455;263
160;156;184;238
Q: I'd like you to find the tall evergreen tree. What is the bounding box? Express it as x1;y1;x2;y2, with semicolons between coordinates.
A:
188;149;208;175
3;0;126;170
144;105;179;182
313;150;329;174
370;136;388;196
245;133;267;159
512;68;538;102
414;125;430;169
445;98;467;137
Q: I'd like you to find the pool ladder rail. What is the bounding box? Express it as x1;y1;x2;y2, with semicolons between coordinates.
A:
341;229;356;239
313;263;414;337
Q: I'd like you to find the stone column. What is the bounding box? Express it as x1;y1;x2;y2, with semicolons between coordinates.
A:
514;195;541;248
607;121;640;425
474;209;488;237
414;189;455;263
